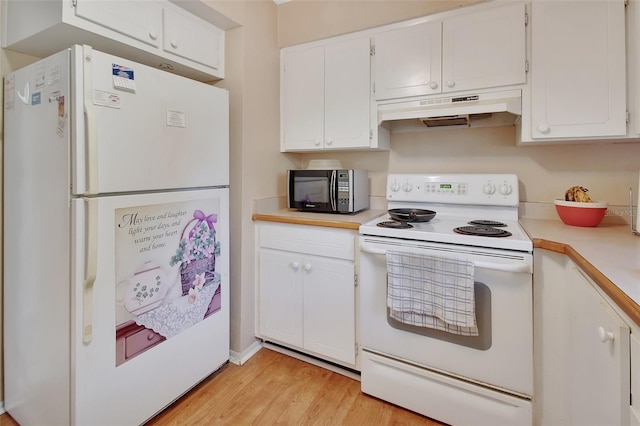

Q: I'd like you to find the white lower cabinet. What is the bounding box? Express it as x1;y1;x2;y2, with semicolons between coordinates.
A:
256;222;357;368
632;334;640;426
534;249;633;426
567;264;630;426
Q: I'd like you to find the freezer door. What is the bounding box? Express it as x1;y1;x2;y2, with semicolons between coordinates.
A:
71;45;229;195
71;188;229;425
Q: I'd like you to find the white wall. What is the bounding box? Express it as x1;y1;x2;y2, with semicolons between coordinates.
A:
209;0;300;358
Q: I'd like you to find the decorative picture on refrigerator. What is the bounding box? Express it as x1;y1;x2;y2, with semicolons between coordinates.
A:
115;198;223;366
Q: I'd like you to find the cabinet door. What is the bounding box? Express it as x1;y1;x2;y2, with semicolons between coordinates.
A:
258;249;303;348
302;255;355;365
531;0;626;139
74;0;162;48
162;8;224;71
374;21;442;100
568;265;630;426
442;3;525;93
281;46;325;151
324;37;372;149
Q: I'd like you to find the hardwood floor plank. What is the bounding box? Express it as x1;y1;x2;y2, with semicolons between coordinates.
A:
0;348;446;425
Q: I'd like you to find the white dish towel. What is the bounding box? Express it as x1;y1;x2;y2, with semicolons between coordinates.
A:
386;251;479;336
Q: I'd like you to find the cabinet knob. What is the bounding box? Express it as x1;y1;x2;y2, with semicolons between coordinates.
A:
537;124;551;134
326;139;333;146
447;80;455;88
429;81;438;90
598;326;615;343
290;261;300;271
304;263;312;272
314;140;321;146
170;40;178;49
149;31;158;41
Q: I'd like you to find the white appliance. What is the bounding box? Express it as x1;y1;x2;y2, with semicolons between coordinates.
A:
3;45;230;425
359;173;533;426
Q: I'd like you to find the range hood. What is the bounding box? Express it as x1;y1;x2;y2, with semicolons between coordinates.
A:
378;89;522;131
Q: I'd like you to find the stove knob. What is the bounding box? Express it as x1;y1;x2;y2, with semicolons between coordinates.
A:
402;181;413;192
498;184;513;195
389;180;401;192
482;183;496;194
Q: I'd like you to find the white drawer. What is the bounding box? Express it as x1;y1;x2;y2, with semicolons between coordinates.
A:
258;222;355;260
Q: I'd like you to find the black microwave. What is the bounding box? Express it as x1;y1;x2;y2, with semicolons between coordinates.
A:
287;169;369;213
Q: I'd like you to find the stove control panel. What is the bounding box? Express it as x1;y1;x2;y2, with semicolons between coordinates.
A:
387;173;519;206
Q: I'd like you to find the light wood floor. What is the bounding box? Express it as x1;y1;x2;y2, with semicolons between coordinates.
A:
0;348;446;425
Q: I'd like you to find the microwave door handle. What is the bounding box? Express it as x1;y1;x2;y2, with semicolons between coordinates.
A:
359;244;530;273
330;171;337;211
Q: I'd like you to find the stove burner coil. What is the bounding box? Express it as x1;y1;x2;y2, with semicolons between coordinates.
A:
377;221;414;229
468;220;507;227
453;225;512;237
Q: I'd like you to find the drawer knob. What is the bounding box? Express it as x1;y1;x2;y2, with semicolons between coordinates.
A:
290;261;300;271
304;263;312;272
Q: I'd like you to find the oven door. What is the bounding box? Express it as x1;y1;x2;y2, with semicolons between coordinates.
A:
358;235;533;397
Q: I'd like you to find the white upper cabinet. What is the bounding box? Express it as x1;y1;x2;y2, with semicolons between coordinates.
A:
73;1;162;48
442;2;526;94
373;2;526;102
324;39;374;149
373;21;442;100
281;37;389;152
2;0;225;81
162;7;224;72
281;45;325;150
526;0;626;141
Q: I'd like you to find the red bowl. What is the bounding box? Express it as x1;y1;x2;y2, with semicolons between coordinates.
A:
554;199;608;227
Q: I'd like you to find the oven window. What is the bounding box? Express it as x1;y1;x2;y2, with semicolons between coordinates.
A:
387;282;492;351
294;177;329;203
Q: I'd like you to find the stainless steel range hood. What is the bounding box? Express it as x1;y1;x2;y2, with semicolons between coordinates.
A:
377;89;522;131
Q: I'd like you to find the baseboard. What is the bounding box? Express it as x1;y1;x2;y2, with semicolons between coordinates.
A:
228;340;262;365
262;342;361;381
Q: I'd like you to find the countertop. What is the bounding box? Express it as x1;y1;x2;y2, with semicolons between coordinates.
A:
252;208;386;230
520;218;640;328
253;209;640;328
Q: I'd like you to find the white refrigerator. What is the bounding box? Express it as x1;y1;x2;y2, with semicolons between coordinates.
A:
3;45;229;425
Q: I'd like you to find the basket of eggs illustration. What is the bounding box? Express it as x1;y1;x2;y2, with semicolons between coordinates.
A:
554;186;608;227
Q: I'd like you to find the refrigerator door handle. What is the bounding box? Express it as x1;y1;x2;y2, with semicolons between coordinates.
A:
83;45;99;196
83;198;98;344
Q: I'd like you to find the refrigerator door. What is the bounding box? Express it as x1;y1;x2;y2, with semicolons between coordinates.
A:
70;45;229;195
71;188;229;425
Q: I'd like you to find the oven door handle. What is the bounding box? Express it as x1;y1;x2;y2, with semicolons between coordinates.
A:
360;244;531;273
